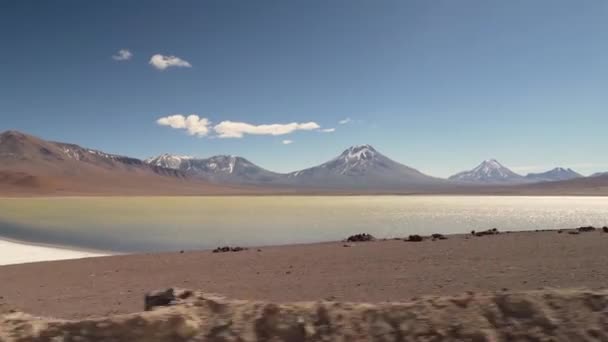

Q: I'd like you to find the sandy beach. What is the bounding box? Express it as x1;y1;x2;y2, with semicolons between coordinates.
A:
0;228;607;320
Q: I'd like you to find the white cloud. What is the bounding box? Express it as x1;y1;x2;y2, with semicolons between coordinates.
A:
213;121;320;138
338;118;352;125
149;54;192;70
156;115;329;139
112;49;132;61
156;114;210;136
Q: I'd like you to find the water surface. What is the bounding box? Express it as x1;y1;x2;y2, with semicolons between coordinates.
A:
0;196;607;252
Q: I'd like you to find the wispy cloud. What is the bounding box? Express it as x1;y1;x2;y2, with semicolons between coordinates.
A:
282;140;294;145
156;114;210;136
112;49;132;61
214;121;320;138
149;54;192;70
320;128;335;133
338;118;352;125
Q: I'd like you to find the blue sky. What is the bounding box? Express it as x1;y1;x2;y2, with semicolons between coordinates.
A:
1;0;607;177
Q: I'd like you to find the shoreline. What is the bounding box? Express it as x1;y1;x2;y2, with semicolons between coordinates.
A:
0;224;602;266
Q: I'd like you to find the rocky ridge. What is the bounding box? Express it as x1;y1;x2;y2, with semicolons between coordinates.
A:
1;288;606;341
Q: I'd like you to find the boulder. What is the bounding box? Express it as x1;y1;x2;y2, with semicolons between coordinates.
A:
603;227;608;233
144;288;193;311
431;233;447;240
346;233;375;242
212;246;248;253
474;228;499;237
407;235;423;242
578;226;595;232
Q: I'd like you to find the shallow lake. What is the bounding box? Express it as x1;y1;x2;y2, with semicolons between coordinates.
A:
0;196;607;252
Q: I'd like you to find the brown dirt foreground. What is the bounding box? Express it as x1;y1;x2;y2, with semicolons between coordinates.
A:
1;230;608;320
1;287;607;341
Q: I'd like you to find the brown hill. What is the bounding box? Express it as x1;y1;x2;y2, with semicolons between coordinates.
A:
0;130;244;195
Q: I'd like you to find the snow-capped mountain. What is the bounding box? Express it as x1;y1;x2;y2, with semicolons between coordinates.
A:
525;167;582;183
449;159;525;184
145;154;193;170
144;154;282;184
286;145;443;189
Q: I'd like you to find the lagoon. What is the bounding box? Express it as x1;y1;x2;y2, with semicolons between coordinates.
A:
1;196;607;253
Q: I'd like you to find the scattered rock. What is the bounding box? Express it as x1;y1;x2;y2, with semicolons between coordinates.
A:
406;235;423;242
346;233;375;242
431;233;447;240
578;226;596;232
474;228;499;237
212;246;248;253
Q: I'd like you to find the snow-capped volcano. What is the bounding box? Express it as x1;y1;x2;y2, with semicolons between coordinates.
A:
287;145;443;189
144;154;282;184
311;144;380;176
449;159;525;184
145;154;193;170
525;167;582;183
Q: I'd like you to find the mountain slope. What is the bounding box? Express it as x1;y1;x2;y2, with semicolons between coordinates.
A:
449;159;525;184
285;145;444;190
0;130;236;195
525;168;582;183
145;154;284;184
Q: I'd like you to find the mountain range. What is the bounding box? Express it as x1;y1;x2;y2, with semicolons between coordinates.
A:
448;160;583;184
1;130;607;195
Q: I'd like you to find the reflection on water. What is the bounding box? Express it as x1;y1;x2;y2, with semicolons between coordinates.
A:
0;196;607;252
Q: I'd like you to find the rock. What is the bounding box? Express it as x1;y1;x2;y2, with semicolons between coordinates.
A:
603;227;608;233
568;231;580;235
578;226;595;232
144;288;193;311
4;288;608;341
474;228;499;237
431;233;447;240
343;244;353;247
471;230;476;235
407;235;423;242
212;246;248;253
346;233;375;242
557;230;563;234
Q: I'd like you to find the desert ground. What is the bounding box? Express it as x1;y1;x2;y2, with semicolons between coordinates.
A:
0;228;606;320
